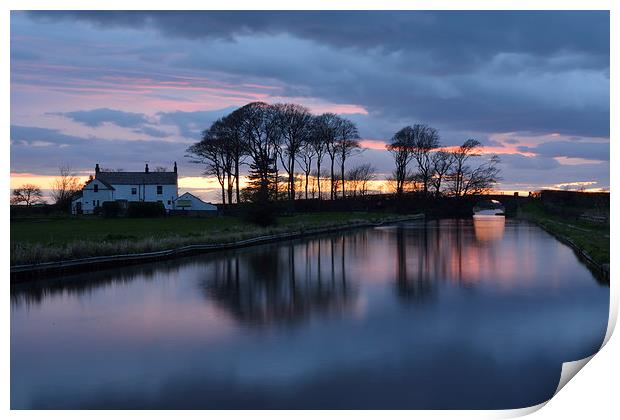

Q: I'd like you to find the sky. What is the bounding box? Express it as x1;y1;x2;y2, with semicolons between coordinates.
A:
10;11;610;202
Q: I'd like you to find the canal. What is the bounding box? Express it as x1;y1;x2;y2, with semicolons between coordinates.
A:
10;218;609;409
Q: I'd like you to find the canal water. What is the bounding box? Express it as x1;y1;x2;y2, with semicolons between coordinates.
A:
10;218;609;409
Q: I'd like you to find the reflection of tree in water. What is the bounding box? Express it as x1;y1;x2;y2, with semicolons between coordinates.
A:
10;261;183;309
395;225;435;301
393;218;509;301
201;235;358;326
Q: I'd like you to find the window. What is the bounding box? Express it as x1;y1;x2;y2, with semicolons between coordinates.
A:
167;200;171;205
131;187;137;195
157;185;163;195
94;184;98;192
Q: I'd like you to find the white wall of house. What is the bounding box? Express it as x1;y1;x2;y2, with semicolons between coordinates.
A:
138;184;178;209
82;179;114;213
79;179;178;214
174;192;217;211
111;184;178;209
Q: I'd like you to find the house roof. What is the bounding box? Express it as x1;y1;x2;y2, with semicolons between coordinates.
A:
96;171;177;185
175;192;206;203
85;177;115;190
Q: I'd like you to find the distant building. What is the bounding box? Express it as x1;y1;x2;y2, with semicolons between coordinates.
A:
71;163;178;214
173;192;218;215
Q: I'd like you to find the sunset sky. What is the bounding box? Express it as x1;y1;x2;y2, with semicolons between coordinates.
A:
10;11;610;202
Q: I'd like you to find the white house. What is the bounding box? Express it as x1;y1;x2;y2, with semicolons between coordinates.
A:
173;192;218;213
72;163;178;214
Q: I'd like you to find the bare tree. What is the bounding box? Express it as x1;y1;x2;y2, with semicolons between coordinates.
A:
461;155;502;195
212;119;238;204
221;109;248;204
11;184;44;206
448;139;501;196
51;165;81;211
273;103;313;200
297;137;317;199
387;127;416;196
314;113;341;200
154;166;168;172
238;102;281;203
309;115;333;200
409;124;441;195
431;150;454;197
186;126;229;204
335;118;362;198
448;139;480;197
346;163;376;197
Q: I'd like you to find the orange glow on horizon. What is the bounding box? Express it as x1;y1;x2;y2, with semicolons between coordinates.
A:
9;173;607;202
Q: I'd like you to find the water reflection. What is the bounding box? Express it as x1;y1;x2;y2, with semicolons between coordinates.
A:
395;226;435;301
200;237;357;325
384;219;510;292
473;215;506;242
11;220;609;409
12;218;606;314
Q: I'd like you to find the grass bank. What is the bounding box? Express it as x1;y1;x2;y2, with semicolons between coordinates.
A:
11;212;413;266
517;200;609;274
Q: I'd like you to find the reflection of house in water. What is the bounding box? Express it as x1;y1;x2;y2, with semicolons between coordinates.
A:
201;236;358;325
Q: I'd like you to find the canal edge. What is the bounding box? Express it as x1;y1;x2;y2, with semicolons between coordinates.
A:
10;213;425;282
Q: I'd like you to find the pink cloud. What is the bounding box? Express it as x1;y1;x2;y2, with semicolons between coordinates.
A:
359;139;387;150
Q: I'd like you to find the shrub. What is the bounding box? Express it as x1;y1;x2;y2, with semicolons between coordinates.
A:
127;201;166;218
101;201;122;218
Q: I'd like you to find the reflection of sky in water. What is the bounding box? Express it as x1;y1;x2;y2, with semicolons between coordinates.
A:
11;220;608;409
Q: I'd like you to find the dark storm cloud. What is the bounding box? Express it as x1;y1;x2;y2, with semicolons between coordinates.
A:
27;11;609;66
19;11;610;139
517;141;609;161
58;108;149;128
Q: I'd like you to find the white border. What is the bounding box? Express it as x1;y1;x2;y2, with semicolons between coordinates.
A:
3;1;617;419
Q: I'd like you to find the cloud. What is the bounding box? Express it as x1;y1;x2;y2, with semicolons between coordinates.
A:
157;107;236;139
10;11;610;192
59;108;149;128
27;11;609;68
11;125;85;146
498;153;560;170
517;141;609;161
13;11;610;139
133;126;170;138
10;125;190;175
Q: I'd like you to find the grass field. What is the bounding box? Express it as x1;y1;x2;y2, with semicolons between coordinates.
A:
518;201;609;267
10;212;406;265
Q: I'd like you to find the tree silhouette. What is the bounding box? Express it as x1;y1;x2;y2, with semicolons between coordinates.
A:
11;184;43;206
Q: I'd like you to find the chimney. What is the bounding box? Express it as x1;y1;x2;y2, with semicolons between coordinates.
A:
95;163;100;174
173;161;177;173
145;163;149;173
